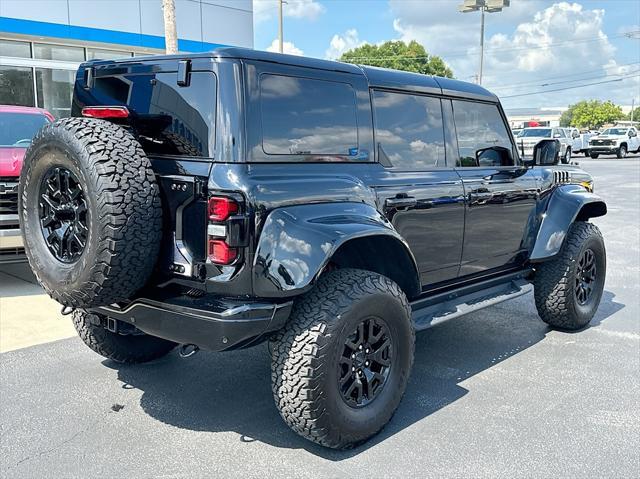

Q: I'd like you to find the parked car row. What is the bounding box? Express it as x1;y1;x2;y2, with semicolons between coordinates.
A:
513;126;639;160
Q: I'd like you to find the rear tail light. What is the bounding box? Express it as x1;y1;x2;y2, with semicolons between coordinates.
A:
208;239;237;265
207;196;241;265
81;106;129;119
208;196;238;222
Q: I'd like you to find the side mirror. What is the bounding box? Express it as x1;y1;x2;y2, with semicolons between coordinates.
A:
553;133;561;138
533;139;561;166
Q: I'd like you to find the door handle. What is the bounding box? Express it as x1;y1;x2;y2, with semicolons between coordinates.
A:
385;196;417;208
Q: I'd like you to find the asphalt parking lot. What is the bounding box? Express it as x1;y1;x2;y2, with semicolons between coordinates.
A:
1;156;639;478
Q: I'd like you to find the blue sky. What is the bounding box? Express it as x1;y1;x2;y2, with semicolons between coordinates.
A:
253;0;640;109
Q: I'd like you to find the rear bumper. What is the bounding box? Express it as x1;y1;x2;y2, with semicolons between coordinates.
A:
93;295;293;352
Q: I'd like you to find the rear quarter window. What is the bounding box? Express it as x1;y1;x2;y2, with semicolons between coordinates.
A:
259;74;359;159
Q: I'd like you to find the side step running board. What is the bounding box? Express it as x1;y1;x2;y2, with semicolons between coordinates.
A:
411;278;532;331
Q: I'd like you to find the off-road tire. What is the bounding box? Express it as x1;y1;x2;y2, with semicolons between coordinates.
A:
270;269;415;449
534;222;606;330
616;144;627;158
589;152;599;159
72;310;176;363
19;118;162;308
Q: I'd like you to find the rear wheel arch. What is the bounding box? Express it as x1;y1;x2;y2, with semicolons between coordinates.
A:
328;235;421;300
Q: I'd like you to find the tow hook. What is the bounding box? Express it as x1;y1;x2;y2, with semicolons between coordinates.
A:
179;344;200;358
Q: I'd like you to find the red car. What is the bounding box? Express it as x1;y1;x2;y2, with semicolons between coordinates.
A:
1;105;54;263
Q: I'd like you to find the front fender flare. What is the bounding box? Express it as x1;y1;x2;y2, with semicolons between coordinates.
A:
253;202;418;297
530;184;606;261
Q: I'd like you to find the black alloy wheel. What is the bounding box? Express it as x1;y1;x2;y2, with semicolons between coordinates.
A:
575;248;596;305
338;316;392;407
39;166;88;263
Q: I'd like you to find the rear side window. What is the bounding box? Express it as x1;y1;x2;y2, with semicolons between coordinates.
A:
259;74;358;156
452;100;514;167
373;90;445;169
0;113;49;147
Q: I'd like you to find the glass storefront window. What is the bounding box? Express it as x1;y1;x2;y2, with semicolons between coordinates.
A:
0;66;35;107
35;68;75;119
33;43;85;62
86;48;132;60
0;39;31;58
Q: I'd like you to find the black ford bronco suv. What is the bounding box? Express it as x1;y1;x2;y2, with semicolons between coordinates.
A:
19;48;607;449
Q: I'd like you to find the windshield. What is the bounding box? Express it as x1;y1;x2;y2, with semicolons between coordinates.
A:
0;112;49;147
601;128;628;136
519;128;552;138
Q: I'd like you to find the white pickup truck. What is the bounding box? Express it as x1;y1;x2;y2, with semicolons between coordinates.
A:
564;128;596;156
588;126;640;158
515;127;573;163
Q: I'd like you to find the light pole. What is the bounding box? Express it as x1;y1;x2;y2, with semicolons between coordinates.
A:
162;0;178;54
458;0;510;85
278;0;287;53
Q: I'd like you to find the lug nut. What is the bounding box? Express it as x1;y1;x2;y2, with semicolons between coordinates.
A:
351;354;355;359
365;360;370;366
352;366;355;371
359;345;363;350
365;348;370;353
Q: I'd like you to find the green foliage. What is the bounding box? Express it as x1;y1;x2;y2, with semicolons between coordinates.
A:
567;100;624;129
340;40;454;78
628;108;640;122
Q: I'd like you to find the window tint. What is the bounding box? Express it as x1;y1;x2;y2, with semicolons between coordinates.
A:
373;90;445;169
452;100;514;167
260;74;358;156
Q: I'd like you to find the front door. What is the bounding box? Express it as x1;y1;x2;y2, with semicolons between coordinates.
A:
371;90;465;286
450;99;539;276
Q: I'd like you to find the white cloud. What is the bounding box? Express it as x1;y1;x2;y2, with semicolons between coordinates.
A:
325;29;364;59
265;38;304;56
389;1;639;108
254;0;325;23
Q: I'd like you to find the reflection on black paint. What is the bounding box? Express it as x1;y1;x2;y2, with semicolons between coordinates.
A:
86;71;215;157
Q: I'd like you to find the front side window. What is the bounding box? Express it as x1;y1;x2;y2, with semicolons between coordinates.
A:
373;90;445;169
452;100;514;167
259;74;358;157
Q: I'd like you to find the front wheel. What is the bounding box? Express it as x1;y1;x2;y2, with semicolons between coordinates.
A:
563;147;572;164
616;145;627;158
270;269;414;449
534;222;606;330
590;152;600;159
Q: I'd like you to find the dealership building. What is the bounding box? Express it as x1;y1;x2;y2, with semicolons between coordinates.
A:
0;0;253;118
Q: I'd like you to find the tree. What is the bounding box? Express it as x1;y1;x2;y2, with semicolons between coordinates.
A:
340;40;454;78
628;108;640;122
569;100;623;129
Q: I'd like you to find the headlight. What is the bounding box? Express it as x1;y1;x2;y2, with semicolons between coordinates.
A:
580;180;594;192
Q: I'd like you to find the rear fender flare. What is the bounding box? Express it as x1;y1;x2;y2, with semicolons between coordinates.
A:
530;184;607;261
253;202;419;298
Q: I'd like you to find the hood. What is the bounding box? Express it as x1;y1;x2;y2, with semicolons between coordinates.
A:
0;147;26;177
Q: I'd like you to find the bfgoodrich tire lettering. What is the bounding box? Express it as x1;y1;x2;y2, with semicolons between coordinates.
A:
534;222;606;330
19;118;162;308
270;269;415;449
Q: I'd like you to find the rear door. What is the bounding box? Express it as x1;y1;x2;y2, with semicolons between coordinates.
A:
372;89;465;286
451;99;538;275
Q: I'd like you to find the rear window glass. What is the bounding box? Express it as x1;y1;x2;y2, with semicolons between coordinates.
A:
259;74;358;156
0;113;49;147
373;90;445;169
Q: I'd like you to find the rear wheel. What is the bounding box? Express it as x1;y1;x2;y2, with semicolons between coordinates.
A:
534;222;606;330
72;310;176;363
590;152;600;159
270;269;414;449
563;147;572;164
616;144;627;158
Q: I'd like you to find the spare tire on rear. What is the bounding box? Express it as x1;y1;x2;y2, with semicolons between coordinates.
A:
19;117;162;308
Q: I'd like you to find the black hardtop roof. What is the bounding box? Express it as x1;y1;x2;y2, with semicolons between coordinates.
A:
88;46;497;102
